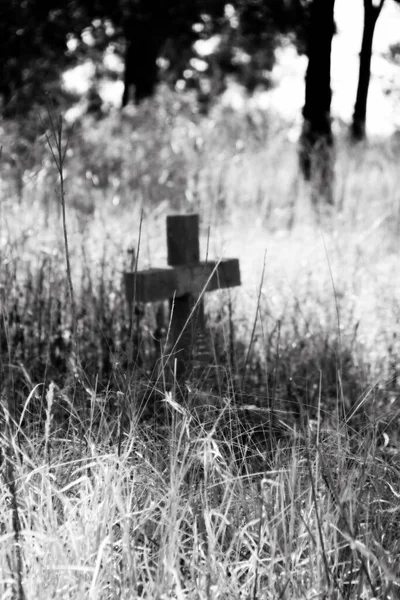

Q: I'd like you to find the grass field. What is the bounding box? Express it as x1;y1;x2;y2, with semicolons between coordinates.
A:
1;90;400;598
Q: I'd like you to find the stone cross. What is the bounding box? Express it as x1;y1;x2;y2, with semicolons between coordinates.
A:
124;214;240;379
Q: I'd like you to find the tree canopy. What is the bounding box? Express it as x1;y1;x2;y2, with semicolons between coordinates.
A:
0;1;91;116
0;0;310;115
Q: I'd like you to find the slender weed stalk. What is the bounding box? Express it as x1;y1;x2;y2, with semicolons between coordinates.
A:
44;382;54;465
43;103;77;352
127;208;144;374
1;412;26;600
241;250;267;390
321;230;344;419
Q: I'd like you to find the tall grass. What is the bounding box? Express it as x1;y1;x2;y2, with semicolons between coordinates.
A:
1;88;400;597
0;395;399;598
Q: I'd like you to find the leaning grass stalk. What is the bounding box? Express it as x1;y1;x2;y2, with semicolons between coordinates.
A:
161;294;176;394
317;447;377;597
44;105;77;352
252;485;264;600
271;318;281;437
228;293;236;378
44;382;55;466
127;209;144;373
241;249;267;389
304;444;334;592
2;417;26;600
321;232;344;418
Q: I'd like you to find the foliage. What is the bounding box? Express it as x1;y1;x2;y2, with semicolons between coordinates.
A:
0;0;311;116
0;0;90;116
84;0;310;103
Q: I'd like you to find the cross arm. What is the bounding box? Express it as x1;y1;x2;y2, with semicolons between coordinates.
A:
124;258;240;304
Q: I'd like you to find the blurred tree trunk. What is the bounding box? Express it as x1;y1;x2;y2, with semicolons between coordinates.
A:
122;16;168;106
351;0;386;142
299;0;336;205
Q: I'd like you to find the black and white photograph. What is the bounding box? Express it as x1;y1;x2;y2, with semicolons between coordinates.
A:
1;1;400;597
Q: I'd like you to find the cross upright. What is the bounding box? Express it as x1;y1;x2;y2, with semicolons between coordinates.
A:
124;213;241;379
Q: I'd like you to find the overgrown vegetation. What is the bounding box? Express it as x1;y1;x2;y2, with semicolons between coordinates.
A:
1;93;400;598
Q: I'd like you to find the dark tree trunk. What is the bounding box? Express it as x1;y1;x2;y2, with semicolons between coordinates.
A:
122;17;168;107
351;0;385;142
299;0;336;204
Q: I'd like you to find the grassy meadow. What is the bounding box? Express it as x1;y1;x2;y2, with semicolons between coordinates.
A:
1;89;400;598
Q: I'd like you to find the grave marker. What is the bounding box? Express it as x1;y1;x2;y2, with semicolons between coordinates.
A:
124;214;241;378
